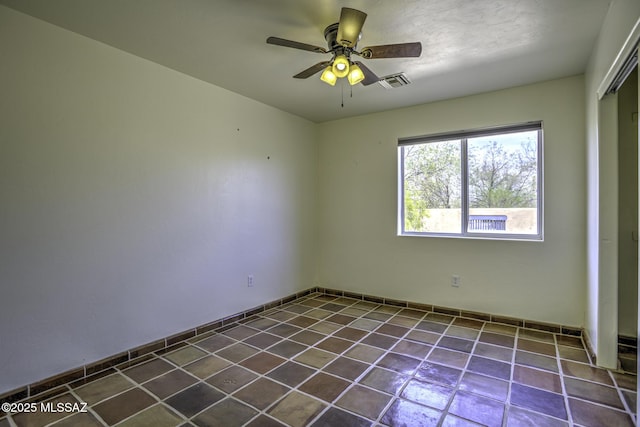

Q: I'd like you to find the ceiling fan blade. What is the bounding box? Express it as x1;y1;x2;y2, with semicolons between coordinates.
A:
266;36;327;54
293;61;332;79
336;7;367;47
361;42;422;59
354;61;380;86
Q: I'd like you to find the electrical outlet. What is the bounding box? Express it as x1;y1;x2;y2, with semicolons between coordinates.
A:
247;275;254;287
451;275;461;287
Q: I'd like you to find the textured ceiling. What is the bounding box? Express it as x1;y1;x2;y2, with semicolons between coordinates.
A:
0;0;611;122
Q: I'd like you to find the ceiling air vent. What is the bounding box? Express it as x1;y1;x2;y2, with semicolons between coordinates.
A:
378;73;411;89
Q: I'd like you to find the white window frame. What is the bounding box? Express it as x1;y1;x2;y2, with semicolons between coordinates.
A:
398;121;544;240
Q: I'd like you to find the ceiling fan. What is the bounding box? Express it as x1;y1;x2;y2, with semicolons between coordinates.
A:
266;7;422;87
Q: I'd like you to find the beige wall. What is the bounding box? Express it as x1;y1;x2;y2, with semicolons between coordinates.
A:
0;6;317;394
317;76;586;327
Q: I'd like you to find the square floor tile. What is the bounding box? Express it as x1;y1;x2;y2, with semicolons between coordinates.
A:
510;383;567;420
445;325;479;340
564;377;623;409
268;323;303;338
299;372;350;402
123;358;175;383
239;352;286;374
192;398;258;427
388;315;420;328
376;353;420;375
569;397;634;427
316;337;353;354
288;315;318;329
233;378;289;410
440;414;484;426
473;342;513;362
391;340;431;359
513;365;562;393
310;407;371;427
268;340;307;359
197;334;236;352
309;321;341;334
438;336;474;353
116;404;183;427
518;338;556;357
324;357;369;380
326;313;356;325
216;343;259;363
399;308;428;319
449;391;505;427
557;345;590;363
94;388;157;425
612;371;637;391
163;346;208;366
507;406;568;427
361;333;398;350
401;379;454;410
74;373;133;405
222;325;259;340
427;347;469;369
515;351;559;373
560;359;613;385
244;317;279;331
243;332;282;349
333;327;368;342
165;383;224;418
425;313;454;324
415;362;462;387
343;344;385;363
519;328;555;343
245;415;287;427
267;361;315;387
479;332;515;348
283;304;313;314
268;391;326;427
483;323;517;336
304;309;333;320
381;398;442;426
467;356;511;380
555;335;583;348
350;318;382;331
337;384;392;419
206;365;258;394
143;369;198;399
416;320;448;334
452;318;484;329
376;324;410;338
294;348;337;368
359;367;409;395
405;330;441;345
184;355;231;379
364;312;392;322
459;372;509;401
290;330;325;346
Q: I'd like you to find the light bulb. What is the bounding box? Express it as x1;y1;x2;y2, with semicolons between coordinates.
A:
332;55;350;78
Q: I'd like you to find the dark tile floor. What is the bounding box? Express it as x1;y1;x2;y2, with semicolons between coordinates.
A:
1;293;636;427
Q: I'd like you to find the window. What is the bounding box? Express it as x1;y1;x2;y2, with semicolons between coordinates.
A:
398;122;543;240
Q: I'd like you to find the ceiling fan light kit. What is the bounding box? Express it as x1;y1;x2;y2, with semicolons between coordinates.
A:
320;66;338;86
266;7;422;88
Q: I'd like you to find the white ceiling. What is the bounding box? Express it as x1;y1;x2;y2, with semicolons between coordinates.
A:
1;0;611;123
